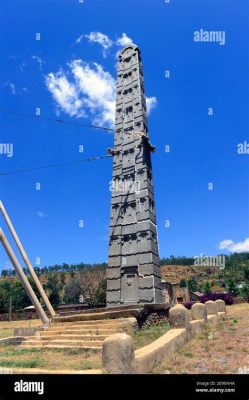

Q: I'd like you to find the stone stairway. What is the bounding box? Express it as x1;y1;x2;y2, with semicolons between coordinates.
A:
20;318;136;350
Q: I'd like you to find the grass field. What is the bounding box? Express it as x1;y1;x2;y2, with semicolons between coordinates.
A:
0;346;102;370
133;322;170;349
0;319;41;339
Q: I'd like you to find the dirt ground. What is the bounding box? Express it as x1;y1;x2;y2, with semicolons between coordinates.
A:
154;303;249;374
0;346;102;370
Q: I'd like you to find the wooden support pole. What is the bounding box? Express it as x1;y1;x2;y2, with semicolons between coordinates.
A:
0;228;49;325
0;201;55;317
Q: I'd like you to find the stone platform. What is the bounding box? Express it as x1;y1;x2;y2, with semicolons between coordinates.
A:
19;303;170;350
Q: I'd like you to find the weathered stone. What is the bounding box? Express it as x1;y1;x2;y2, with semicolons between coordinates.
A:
14;327;41;337
106;44;163;306
169;304;190;329
205;300;218;315
215;299;226;313
106;290;121;303
191;303;208;322
102;333;135;374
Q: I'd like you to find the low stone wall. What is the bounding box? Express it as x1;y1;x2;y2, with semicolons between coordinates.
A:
13;327;41;337
102;300;227;374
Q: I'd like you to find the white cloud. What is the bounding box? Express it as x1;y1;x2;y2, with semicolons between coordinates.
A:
9;83;15;95
75;34;84;44
32;55;45;70
80;32;113;57
45;70;85;118
46;61;115;126
4;82;16;95
46;60;157;126
37;211;47;218
76;32;134;57
219;237;249;252
116;33;133;47
20;62;28;72
70;60;116;126
146;96;157;114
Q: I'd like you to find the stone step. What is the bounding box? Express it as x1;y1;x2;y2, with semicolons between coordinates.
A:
21;343;102;350
57;304;144;317
49;322;129;330
19;316;137;350
21;339;104;347
45;345;102;350
53;309;140;323
50;318;130;327
34;334;108;341
39;328;122;335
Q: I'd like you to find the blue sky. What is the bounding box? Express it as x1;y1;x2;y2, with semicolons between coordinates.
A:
0;0;249;271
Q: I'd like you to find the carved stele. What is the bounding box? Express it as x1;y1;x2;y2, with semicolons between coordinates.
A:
106;44;162;307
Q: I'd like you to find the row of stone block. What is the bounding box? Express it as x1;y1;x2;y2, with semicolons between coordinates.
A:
169;300;226;330
108;252;160;268
102;299;227;373
107;287;163;305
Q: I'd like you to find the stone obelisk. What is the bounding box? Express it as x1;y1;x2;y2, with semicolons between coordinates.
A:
106;44;162;307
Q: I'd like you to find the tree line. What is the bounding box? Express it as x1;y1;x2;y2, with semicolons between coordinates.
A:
2;253;249;277
0;253;248;314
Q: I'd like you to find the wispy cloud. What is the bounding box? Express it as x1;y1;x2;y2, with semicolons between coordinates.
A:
4;82;16;95
70;60;115;126
47;32;157;126
76;32;113;57
46;60;157;127
219;237;249;252
116;33;133;47
46;61;115;126
76;31;134;58
32;55;46;70
45;69;85;118
146;97;157;114
37;211;47;218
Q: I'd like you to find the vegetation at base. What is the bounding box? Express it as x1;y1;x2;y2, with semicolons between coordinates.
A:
184;292;235;309
202;281;212;294
0;359;45;368
0;253;249;313
133;322;170;349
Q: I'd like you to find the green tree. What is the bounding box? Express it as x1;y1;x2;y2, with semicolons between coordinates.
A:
64;277;81;304
240;283;249;300
179;279;187;288
44;273;64;306
227;278;239;296
243;266;249;281
202;281;211;294
187;278;198;292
